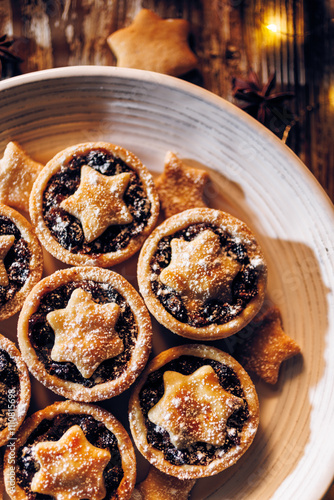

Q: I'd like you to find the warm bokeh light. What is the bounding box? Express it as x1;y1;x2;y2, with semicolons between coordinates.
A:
266;23;278;33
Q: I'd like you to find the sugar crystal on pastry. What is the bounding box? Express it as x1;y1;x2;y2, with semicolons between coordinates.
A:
31;424;111;500
47;287;124;378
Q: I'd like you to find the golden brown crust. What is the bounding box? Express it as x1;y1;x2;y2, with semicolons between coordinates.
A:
3;400;136;500
17;266;152;402
0;334;31;448
29;142;160;267
0;204;43;321
137;208;267;340
129;344;259;480
135;465;196;499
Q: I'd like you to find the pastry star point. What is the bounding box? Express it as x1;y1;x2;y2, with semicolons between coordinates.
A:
148;365;244;449
155;152;210;217
47;288;124;378
107;9;198;77
60;165;133;243
160;229;241;301
0;141;43;211
31;425;111;500
0;234;15;286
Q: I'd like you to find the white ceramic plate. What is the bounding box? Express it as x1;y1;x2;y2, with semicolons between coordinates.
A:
0;67;333;500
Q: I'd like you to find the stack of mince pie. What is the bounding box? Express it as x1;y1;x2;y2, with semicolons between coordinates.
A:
0;140;301;499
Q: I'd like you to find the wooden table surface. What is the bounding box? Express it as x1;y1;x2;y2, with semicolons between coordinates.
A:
1;1;333;499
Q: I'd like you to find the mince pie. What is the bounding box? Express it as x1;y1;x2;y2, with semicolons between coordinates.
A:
138;208;267;340
29;142;160;267
3;400;136;500
0;204;43;320
0;333;30;447
18;266;152;402
129;344;259;479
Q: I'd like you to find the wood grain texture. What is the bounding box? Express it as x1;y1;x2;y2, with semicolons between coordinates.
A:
0;0;333;202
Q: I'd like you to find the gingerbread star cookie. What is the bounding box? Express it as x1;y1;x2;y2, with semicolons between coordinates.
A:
160;229;241;303
134;466;196;500
47;288;124;379
107;9;198;76
148;365;244;449
155;152;210;218
0;142;43;211
31;425;111;500
237;306;301;384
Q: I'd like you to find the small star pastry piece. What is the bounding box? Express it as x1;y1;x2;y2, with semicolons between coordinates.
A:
60;166;133;243
134;466;196;500
155;152;210;218
18;266;153;402
129;344;259;479
160;229;241;303
3;400;136;500
237;306;301;384
29;142;160;267
0;141;43;211
31;425;111;500
47;287;124;378
148;365;244;449
0;234;15;286
107;9;198;76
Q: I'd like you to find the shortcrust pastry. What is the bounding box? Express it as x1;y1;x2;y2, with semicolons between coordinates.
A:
129;344;259;479
29;142;159;267
3;400;136;500
0;333;30;447
0;204;43;320
17;266;152;402
138;208;267;340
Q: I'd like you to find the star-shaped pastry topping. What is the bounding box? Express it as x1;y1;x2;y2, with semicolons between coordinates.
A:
148;365;244;449
155;152;210;218
160;229;241;302
47;288;124;378
0;234;15;286
107;9;198;77
135;465;196;500
31;425;111;500
60;165;133;243
237;306;301;384
0;141;43;211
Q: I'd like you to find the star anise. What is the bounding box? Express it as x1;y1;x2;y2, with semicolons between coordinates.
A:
232;70;294;125
0;35;24;79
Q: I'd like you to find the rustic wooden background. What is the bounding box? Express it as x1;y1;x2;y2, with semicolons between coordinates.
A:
0;1;333;497
1;0;334;202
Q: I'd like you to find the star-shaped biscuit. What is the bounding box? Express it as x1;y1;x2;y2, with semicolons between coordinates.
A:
155;152;210;218
60;165;133;243
160;229;241;302
47;288;124;378
238;306;301;384
148;365;244;449
0;141;43;211
134;466;196;500
107;9;198;76
0;234;15;286
31;425;111;500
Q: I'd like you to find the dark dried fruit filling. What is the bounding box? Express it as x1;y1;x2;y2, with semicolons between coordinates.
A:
139;355;249;466
0;349;20;432
42;149;152;255
0;215;31;306
28;280;138;387
16;413;124;500
150;223;260;327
